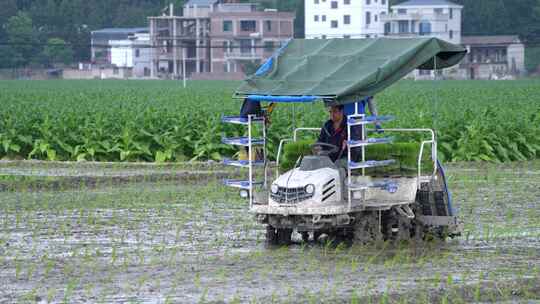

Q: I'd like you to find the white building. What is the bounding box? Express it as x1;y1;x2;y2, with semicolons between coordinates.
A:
305;0;389;39
110;33;152;78
381;0;462;45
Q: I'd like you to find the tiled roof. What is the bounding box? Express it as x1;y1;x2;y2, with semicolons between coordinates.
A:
394;0;462;7
185;0;219;5
91;28;148;35
462;35;522;45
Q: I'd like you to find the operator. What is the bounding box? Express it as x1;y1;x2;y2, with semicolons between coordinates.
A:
317;96;381;164
317;104;347;163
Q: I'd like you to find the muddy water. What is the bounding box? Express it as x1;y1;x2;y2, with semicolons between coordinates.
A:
0;162;539;303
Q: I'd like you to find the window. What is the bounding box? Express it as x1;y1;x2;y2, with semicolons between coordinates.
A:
344;35;351;38
135;49;140;58
449;30;453;39
449;8;453;19
222;41;233;52
366;12;371;25
240;20;256;32
331;1;338;8
264;41;274;52
322;15;327;22
374;14;378;22
366;0;371;4
265;20;272;31
397;9;407;14
434;8;443;15
144;67;150;77
113;67;119;75
398;20;409;33
331;20;338;28
314;0;319;3
314;15;319;22
240;39;251;53
344;15;351;24
322;35;327;39
384;22;391;34
344;0;350;4
419;22;431;35
382;0;386;4
223;20;232;32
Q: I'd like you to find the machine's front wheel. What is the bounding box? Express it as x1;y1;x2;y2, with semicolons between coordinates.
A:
266;226;292;245
301;232;310;243
276;228;293;245
266;225;278;245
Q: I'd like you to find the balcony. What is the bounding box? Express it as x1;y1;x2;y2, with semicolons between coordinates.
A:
224;52;263;60
383;32;422;38
381;13;449;22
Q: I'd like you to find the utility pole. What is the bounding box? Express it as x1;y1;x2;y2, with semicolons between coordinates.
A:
183;46;187;88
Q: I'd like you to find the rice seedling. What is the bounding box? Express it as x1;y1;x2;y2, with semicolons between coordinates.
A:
1;159;539;302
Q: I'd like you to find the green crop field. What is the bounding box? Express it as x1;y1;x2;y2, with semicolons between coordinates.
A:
1;79;539;163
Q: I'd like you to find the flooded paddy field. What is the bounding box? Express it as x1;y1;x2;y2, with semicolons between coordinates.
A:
0;161;539;303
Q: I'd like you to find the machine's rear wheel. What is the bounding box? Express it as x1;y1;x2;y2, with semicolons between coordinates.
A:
329;229;353;247
411;219;426;241
353;212;383;244
384;210;412;242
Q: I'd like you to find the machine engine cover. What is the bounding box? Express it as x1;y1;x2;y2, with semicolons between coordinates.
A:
270;167;341;206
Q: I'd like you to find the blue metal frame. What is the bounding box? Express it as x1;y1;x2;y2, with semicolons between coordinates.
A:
246;95;322;103
437;160;455;216
254;39;292;76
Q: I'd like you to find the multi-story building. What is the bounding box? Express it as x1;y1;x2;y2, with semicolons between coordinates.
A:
148;1;294;79
210;9;294;76
305;0;389;39
381;0;462;44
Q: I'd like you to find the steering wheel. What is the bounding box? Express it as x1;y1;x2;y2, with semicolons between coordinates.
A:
311;142;339;156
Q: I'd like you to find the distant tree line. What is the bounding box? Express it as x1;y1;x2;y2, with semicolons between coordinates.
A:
0;0;539;68
0;0;187;68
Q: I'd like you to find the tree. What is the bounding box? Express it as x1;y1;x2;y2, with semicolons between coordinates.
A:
0;0;18;41
42;37;73;66
530;0;540;41
4;12;37;67
0;44;20;68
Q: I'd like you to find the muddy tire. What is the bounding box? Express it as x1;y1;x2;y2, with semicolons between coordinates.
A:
353;213;383;244
266;225;278;245
301;232;310;243
411;220;426;241
276;228;292;245
330;229;353;247
384;210;412;242
313;231;322;242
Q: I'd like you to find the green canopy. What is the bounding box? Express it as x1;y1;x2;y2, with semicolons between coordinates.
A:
235;38;466;104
